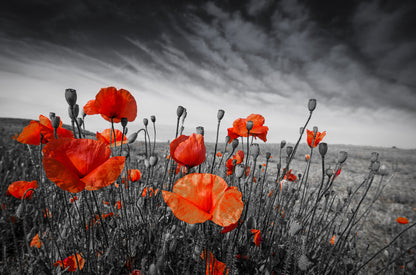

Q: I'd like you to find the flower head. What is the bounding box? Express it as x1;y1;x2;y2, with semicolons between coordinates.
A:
7;180;38;199
226;150;244;175
396;217;409;224
201;250;229;275
250;229;262;246
170;133;206;168
162;173;244;227
42;138;125;193
83;87;137;123
307;129;326;148
53;253;85;272
96;129;127;146
30;233;43;248
227;114;269;143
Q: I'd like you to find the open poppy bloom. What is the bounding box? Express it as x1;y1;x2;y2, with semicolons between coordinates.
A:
14;115;74;145
162;173;244;227
306;129;326;148
283;169;297;182
83;86;137;123
227;114;269;143
396;217;409;224
201;250;229;275
42;138;125;193
170;133;206;168
128;169;141;182
96;129;127;146
30;233;43;248
226;150;244;176
54;253;85;272
251;229;262;246
7;180;38;199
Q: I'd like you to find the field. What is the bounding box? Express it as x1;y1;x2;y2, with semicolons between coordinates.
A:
1;106;415;275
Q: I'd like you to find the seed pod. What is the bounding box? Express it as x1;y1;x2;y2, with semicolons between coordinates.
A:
232;139;239;149
150;155;158;167
286;146;293;157
319;142;328;157
150;115;156;123
337;151;348;164
176;106;185;117
143;118;148;127
121;118;128;128
16;202;24;219
378;164;389;176
246;216;256;230
144;159;150;169
251;143;260;159
196;126;204;136
246;120;254;131
217;109;225;121
65;88;77;106
51;116;60;129
235;164;245;178
127;132;138;144
265;152;271;160
308;99;317;112
326;168;333;178
280;140;286;149
370;152;379;163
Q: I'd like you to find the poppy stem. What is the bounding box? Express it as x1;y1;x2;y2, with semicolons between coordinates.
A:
245;130;250;177
91;191;109;247
175;116;180;138
210;120;221;174
152;120;157;156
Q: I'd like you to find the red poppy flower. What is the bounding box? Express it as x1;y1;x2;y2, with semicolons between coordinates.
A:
128;169;141;182
96;129;127;146
83;87;137;123
216;152;222;157
396;217;409;224
305;154;310;161
283;169;297;182
162;173;244;227
330;235;336;245
53;253;85;272
227;114;269;143
251;229;262;246
30;233;43;248
14;115;74;145
306;129;326;148
170;133;206;168
226;150;244;175
42;138;125;193
201;250;229;275
7;180;38;199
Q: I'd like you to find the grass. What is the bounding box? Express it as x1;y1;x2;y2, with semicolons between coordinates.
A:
1;111;415;274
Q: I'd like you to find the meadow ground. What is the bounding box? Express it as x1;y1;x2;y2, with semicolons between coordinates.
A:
1;117;415;274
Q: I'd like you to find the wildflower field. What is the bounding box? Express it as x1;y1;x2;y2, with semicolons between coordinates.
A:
0;88;415;274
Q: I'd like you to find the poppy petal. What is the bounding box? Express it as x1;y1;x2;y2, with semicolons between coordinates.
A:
211;186;244;227
14;121;42;145
43;157;85;193
83;99;99;115
162;191;212;224
7;180;38;199
95;87;137;122
246;114;265;126
250;126;269;142
83;156;125;191
171;134;206;168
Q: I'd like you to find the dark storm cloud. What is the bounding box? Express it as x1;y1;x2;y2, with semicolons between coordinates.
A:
1;0;415;112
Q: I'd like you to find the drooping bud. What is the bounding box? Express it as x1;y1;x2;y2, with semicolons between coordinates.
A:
308;99;317;112
265;152;271;160
246;216;257;230
65;88;77;107
251;143;260;159
232;139;239;150
127;132;138;144
286;146;293;157
51;116;60;129
319;142;328;157
121;118;128;128
150;155;158;167
150;115;156;123
280;140;286;149
217;109;225;121
176;106;185;117
370;152;379;163
235;164;245;178
337;151;348;164
225;136;230;144
196;126;204;136
246;120;254;132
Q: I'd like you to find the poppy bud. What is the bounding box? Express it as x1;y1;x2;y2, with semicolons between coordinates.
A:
319;142;328;157
217;109;225;121
280;140;286;149
65;88;77;106
337;151;348;164
77;117;83;127
265;152;271;160
286;146;293;157
49;112;56;120
378;164;389;176
246;216;257;230
196;126;204;136
51;116;60;129
251;143;260;159
150;115;156;123
235;164;245;178
313;126;318;135
150;155;158;166
370;152;379;163
143;118;148;127
371;161;380;172
16;202;24;219
225;136;230;144
127;132;138;144
232;139;239;150
246;120;254;131
177;106;185;117
144;159;150;169
121;118;128;128
308;99;317;112
326;168;333;177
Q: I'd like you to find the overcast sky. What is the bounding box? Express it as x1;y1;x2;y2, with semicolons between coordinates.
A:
0;0;415;148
